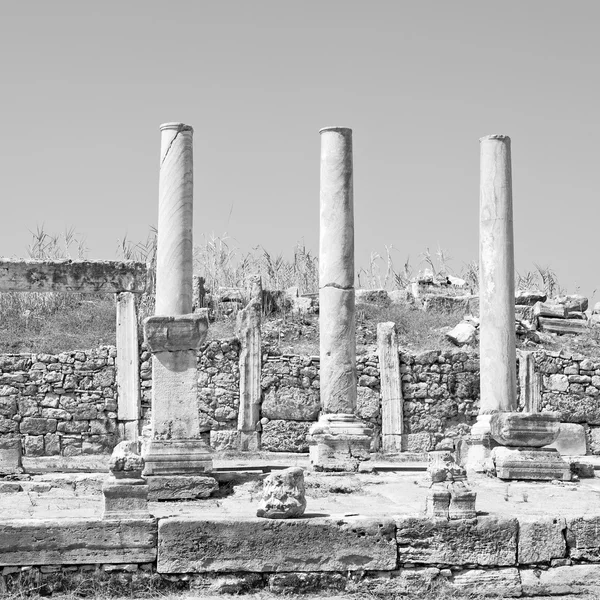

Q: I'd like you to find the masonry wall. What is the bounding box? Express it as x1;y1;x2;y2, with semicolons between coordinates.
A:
3;341;600;457
0;347;118;457
534;350;600;454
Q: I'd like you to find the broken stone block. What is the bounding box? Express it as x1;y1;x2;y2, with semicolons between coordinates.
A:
447;481;477;519
257;467;306;519
446;322;477;346
490;412;560;447
515;290;547;305
517;516;566;564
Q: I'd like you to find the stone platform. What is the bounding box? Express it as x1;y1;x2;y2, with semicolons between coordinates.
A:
2;458;600;597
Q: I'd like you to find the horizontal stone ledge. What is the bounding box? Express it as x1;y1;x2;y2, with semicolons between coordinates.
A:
0;518;157;566
0;260;148;293
144;313;209;352
157;516;397;573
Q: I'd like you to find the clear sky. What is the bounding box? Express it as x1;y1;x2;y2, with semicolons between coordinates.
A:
0;1;598;299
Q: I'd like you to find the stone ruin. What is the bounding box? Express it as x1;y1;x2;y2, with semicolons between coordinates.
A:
1;124;600;598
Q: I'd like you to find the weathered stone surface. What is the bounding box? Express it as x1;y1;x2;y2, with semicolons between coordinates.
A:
144;314;209;352
538;316;589;335
546;422;587;456
556;294;589;313
268;572;346;593
396;516;517;566
109;440;144;477
356;386;380;421
261;386;320;421
257;467;306;519
492;446;571;481
515;290;546;305
0;260;148;293
378;322;402;452
490;411;560;447
158;516;397;573
517;516;566;564
446;322;477;346
210;429;240;451
0;437;22;474
261;420;311;453
102;477;148;520
0;519;156;565
546;393;600;424
566;515;600;560
147;475;218;501
533;301;567;318
400;433;434;453
451;567;521;597
520;564;600;596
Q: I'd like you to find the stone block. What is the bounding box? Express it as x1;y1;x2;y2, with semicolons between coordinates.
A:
0;437;22;474
490;412;560;447
396;516;517;566
210;429;240;451
356;386;380;420
566;515;600;560
102;477;148;520
538;316;589;335
261;420;311;452
146;475;218;501
400;433;434;453
157;516;397;573
520;564;600;596
0;518;156;565
546;423;587;456
20;417;57;435
144;314;208;352
492;447;571;481
517;516;566;564
451;568;521;598
425;487;450;518
261;386;320;421
23;435;44;456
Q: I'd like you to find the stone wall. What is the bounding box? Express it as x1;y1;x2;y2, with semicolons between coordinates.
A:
0;347;118;457
4;513;600;597
534;350;600;454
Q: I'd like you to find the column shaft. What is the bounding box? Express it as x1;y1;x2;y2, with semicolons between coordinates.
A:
479;134;517;414
319;127;357;414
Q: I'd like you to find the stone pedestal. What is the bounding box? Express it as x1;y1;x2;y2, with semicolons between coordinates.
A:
102;441;149;520
310;414;372;472
489;412;570;481
492;447;571;481
309;127;371;471
426;450;477;520
142;123;214;496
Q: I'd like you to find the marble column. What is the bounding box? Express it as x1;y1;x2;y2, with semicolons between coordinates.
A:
309;127;371;471
142;123;213;496
467;134;516;470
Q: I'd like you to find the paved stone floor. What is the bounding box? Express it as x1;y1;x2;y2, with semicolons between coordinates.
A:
2;456;600;522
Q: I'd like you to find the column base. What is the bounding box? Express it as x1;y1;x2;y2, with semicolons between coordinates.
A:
464;414;495;473
142;437;213;476
309;414;372;472
491;446;571;481
102;476;149;520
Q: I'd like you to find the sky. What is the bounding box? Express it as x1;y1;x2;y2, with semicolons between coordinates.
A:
0;1;598;299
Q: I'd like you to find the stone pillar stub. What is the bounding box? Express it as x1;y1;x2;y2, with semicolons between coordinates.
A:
479;134;517;415
236;275;262;452
377;322;403;452
116;292;140;438
143;123;213;487
309;127;371;471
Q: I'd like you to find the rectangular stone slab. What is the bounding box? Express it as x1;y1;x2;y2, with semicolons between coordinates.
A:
158;516;397;573
0;518;156;565
0;260;148;293
395;516;517;566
